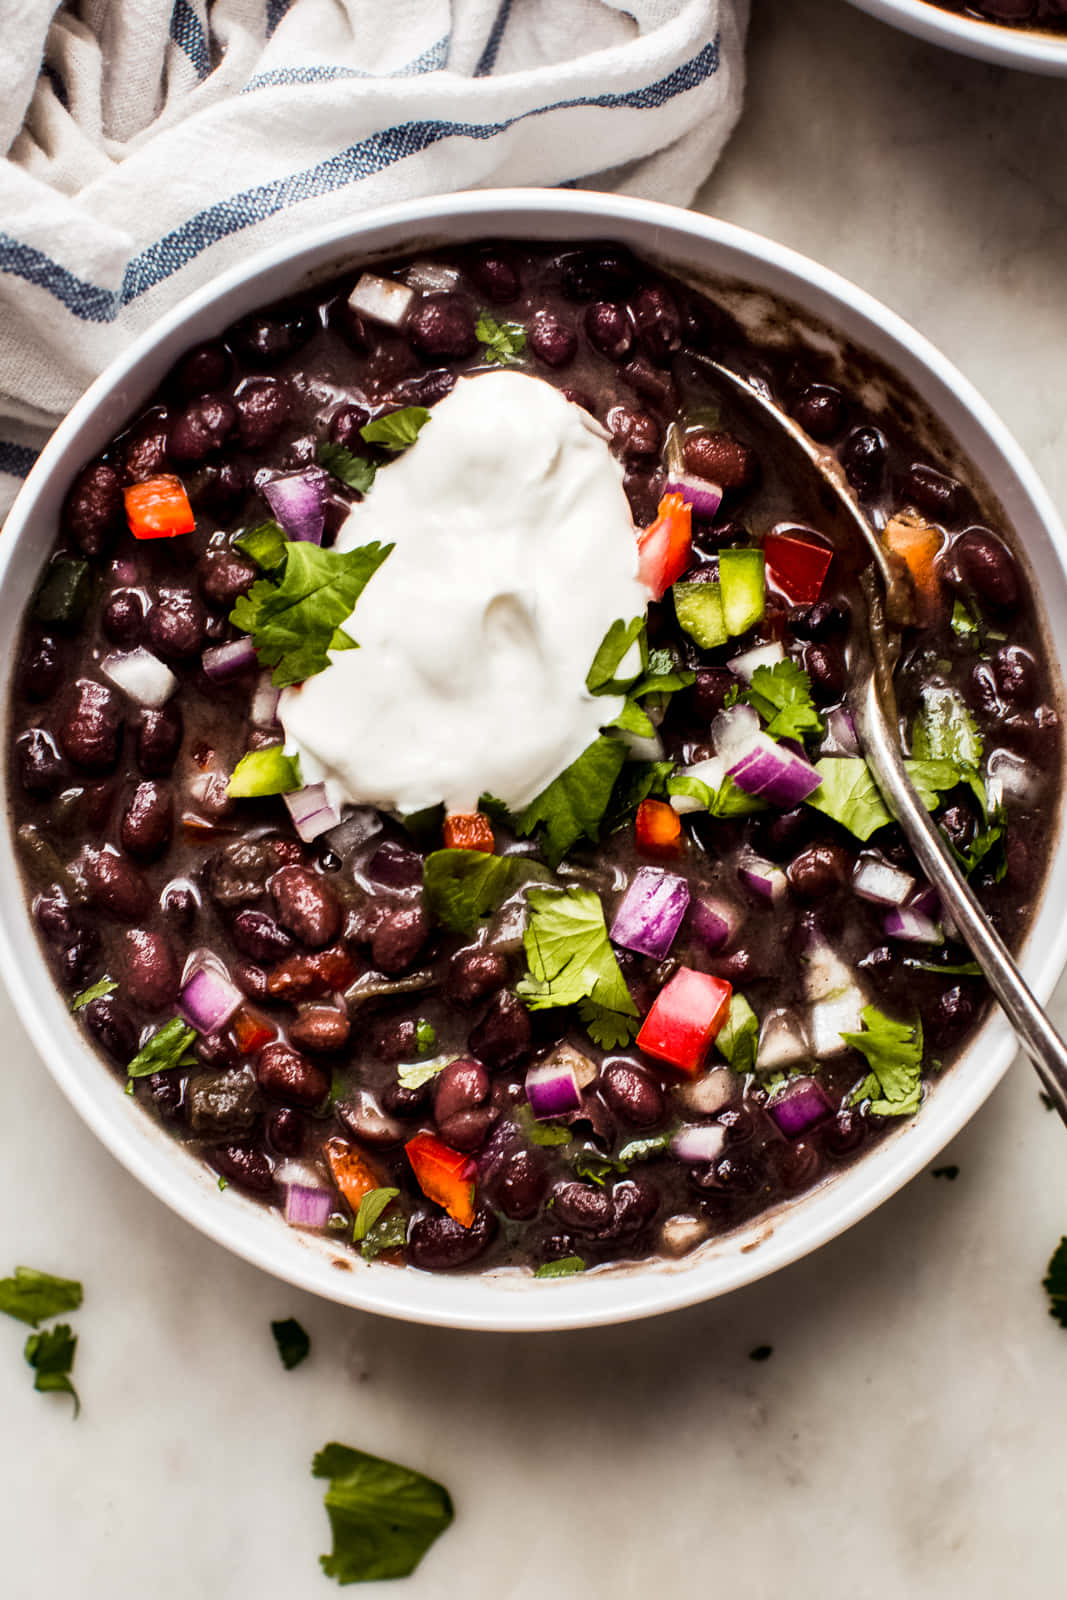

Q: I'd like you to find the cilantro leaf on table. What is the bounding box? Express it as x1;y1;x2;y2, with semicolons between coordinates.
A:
843;1004;924;1118
517;735;628;866
804;757;960;841
742;659;823;741
227;746;303;798
716;993;760;1073
0;1267;82;1328
476;313;526;366
517;887;638;1039
127;1018;198;1079
313;1443;454;1584
271;1317;311;1371
353;1188;400;1244
316;441;376;496
235;519;287;572
71;977;117;1012
586;616;646;696
24;1323;79;1415
359;407;431;452
422;849;530;936
534;1257;586;1278
1043;1238;1067;1329
230;540;393;689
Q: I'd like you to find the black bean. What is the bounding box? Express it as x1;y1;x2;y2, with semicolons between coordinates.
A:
16;729;65;796
560;247;636;304
683;430;759;494
135;704;182;777
939;804;977;852
61;462;124;556
630;284;682;363
213;1144;275;1196
528;312;577;369
233;959;269;1001
494;1148;547;1220
623;465;665;529
172;342;232;398
605;1176;659;1238
21;635;64;702
468;990;532;1070
34;891;76;948
120;782;172;861
759;806;815;861
447;949;509;1005
600;1061;664;1127
408;1207;496;1271
123;928;180;1011
84;850;151;921
902;463;966;523
470;248;522;304
328;403;372;449
787;843;849;901
198;550;257;609
147;1071;185;1121
620;356;676;411
83;994;138;1063
552;1182;615;1233
769;1138;822;1191
59;935;99;986
822;1107;868;1158
387;369;457;411
951;528;1020;611
608;405;662;460
168;396;236;462
233;310;314;367
803;641;847;702
790;383;845;440
188;460;248;516
123;419;169;482
58;679;122;772
382;1080;430;1119
147;588;205;660
268;866;341;949
842;426;886;496
371;905;429;974
408;294;478;361
235;377;292;449
992;646;1037;707
709;946;771;985
289;1006;351;1053
690;668;736;723
197;1031;240;1070
256;1041;330;1107
267;1107;305;1156
926;983;979;1048
585;302;633;361
371;1017;419;1063
366;840;423;887
434;1058;490;1124
788;601;849;640
231;908;294;963
438;1106;497;1152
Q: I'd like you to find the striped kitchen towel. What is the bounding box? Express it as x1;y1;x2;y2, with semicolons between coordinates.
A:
0;0;749;516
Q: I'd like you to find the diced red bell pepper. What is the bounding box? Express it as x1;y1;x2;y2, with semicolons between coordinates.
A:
883;512;943;627
635;798;683;859
764;527;834;604
266;946;356;1002
124;475;196;539
326;1137;381;1211
405;1132;477;1228
636;966;733;1076
231;1007;275;1056
636;493;692;601
442;812;495;852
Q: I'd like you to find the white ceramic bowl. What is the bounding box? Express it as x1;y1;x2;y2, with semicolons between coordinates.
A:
845;0;1067;73
3;190;1066;1331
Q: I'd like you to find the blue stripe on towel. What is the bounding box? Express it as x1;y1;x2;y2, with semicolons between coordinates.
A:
243;36;450;93
169;0;211;79
474;0;513;77
0;442;39;479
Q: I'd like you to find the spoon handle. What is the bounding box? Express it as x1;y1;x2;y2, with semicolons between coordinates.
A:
854;671;1067;1125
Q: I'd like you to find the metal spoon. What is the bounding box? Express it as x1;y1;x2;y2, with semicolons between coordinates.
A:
689;353;1067;1124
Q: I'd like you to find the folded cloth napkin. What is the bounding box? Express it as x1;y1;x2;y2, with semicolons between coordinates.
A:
0;0;748;516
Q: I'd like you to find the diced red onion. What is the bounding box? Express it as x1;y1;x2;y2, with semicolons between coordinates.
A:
100;647;177;708
821;705;860;757
910;884;957;941
768;1077;831;1137
283;1183;334;1230
263;470;326;545
202;636;258;682
853;854;915;906
610;867;690;959
711;703;761;763
689;896;738;952
664;472;723;520
727;732;822;808
251;671;281;730
885;898;943;945
284;782;343;843
348;272;416;328
727;641;785;683
737;851;787;905
525;1057;582;1121
671;1123;728;1163
178;963;243;1034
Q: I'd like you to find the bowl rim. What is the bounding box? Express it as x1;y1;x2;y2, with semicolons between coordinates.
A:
843;0;1067;73
4;186;1067;1332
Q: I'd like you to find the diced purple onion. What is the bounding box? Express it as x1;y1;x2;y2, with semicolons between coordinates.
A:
671;1124;728;1164
251;672;281;730
911;883;958;941
284;783;343;843
263;470;326;545
100;647;177;709
664;472;723;520
348;272;416;328
768;1077;831;1137
610;867;690;959
884;903;943;945
178;963;243;1035
727;641;785;683
727;731;822;808
283;1183;334;1230
689;896;738;952
525;1057;582;1121
711;703;761;763
852;854;915;906
822;705;860;757
737;850;787;905
202;636;258;682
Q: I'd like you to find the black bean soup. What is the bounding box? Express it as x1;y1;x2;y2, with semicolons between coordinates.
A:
8;240;1061;1278
928;0;1067;31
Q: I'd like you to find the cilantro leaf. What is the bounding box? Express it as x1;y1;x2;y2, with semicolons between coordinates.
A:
24;1323;79;1415
951;597;980;645
360;407;431;452
353;1188;400;1244
422;849;525;936
534;1257;586;1278
517;736;628;866
415;1020;436;1055
905;957;982;976
716;993;759;1073
361;1210;407;1260
312;1443;454;1584
127;1018;198;1079
586;616;646;695
230;540;393;689
0;1267;83;1328
227;746;302;798
476;312;526;366
517;887;637;1027
804;757;960;841
743;659;823;741
235;520;287;572
601;760;674;834
397;1057;451;1092
706;776;767;818
953;808;1006;881
1043;1238;1067;1328
843;1004;924;1117
608;698;656;739
577;998;639;1050
617;1132;672;1163
912;685;983;773
71;977;117;1012
316;440;376;495
271;1317;311;1371
628;647;695;699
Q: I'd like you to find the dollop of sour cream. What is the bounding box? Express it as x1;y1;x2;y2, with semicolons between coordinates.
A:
279;371;648;816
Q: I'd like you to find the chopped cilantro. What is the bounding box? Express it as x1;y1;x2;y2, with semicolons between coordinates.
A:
617;1132;673;1163
843;1005;924;1117
586;616;646;695
127;1017;198;1079
271;1317;311;1371
71;976;117;1012
361;1210;407;1261
353;1188;400;1244
953;808;1007;881
24;1323;79;1416
804;757;960;841
422;849;525;936
517;735;628;866
476;312;526;365
312;1442;453;1584
516;1104;572;1147
601;759;675;834
577;997;639;1050
742;659;823;741
951;596;981;645
415;1020;436;1055
230;540;393;689
0;1267;82;1328
931;1165;960;1181
235;519;287;571
534;1257;586;1278
628;647;695;699
913;685;983;774
608;697;656;739
397;1057;451;1092
572;1150;626;1186
716;993;760;1074
360;407;431;452
316;440;376;495
905;957;982;977
748;1344;773;1362
1043;1238;1067;1328
227;746;302;798
517;887;637;1045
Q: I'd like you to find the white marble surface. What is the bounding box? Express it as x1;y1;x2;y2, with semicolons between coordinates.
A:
4;3;1067;1595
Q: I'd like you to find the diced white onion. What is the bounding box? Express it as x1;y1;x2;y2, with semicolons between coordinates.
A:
852;854;915;906
727;641;785;684
756;1009;811;1073
348;272;416;329
100;648;177;708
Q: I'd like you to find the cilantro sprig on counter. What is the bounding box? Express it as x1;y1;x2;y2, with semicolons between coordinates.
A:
516;886;638;1049
843;1005;925;1118
313;1443;454;1584
24;1324;79;1415
1043;1239;1067;1328
1;1268;84;1418
271;1318;311;1371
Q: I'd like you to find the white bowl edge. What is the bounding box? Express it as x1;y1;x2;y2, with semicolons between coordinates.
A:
844;0;1067;74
